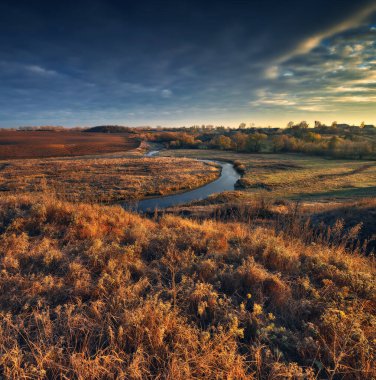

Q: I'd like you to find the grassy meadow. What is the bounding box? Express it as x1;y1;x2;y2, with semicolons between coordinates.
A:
162;149;376;201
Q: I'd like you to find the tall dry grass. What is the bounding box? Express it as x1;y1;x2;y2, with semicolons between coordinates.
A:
0;193;375;379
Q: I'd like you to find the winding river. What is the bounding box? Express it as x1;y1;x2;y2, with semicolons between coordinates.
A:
133;151;241;212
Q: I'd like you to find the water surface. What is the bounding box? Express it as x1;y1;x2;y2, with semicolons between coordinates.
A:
133;155;240;211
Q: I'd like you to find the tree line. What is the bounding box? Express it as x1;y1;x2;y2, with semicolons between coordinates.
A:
146;121;376;159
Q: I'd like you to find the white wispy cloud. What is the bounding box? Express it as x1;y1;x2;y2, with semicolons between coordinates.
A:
25;65;58;76
161;89;172;98
330;86;374;93
250;90;329;112
333;95;376;103
0;61;61;78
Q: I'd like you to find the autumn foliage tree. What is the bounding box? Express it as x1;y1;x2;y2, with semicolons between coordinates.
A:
245;133;267;152
209;135;233;150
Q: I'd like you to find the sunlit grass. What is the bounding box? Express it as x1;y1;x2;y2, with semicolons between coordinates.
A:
0;193;374;378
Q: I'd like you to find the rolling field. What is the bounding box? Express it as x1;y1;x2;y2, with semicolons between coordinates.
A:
0;130;139;159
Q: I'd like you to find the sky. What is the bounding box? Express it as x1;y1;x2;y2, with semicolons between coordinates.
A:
0;0;376;128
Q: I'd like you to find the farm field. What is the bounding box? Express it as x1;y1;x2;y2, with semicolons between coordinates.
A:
0;130;139;159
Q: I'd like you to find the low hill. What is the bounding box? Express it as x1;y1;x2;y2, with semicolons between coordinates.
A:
85;125;132;133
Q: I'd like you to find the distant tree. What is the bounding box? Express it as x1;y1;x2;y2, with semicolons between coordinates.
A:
328;136;340;153
272;135;299;152
179;133;196;146
305;132;322;143
287;121;294;129
232;132;247;151
169;140;181;148
210;135;233;150
360;121;365;128
286;121;309;138
272;135;287;152
246;133;267;152
314;120;322;128
239;122;246;129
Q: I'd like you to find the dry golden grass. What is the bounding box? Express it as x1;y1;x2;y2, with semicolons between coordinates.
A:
0;193;374;379
0;155;220;203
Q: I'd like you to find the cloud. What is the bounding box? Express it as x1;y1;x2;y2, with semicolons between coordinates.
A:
264;66;279;79
296;105;329;112
253;19;376;118
330;86;374;93
283;3;376;61
1;0;375;127
250;90;329;112
25;65;58;76
250;91;296;107
161;89;172;98
264;2;376;78
334;95;376;103
254;32;374;115
0;61;60;78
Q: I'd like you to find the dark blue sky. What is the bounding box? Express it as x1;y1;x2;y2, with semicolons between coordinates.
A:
1;0;375;127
